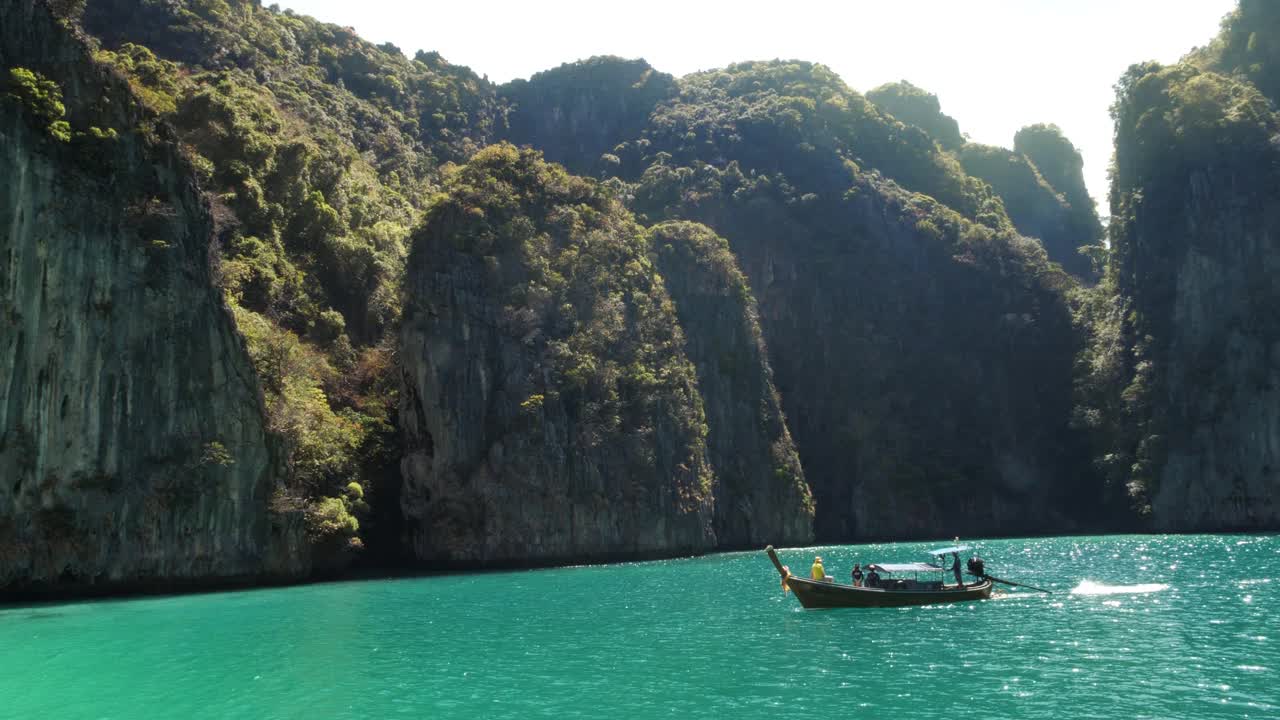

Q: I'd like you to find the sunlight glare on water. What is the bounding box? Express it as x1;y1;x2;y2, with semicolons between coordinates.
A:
1070;580;1170;595
1;534;1276;719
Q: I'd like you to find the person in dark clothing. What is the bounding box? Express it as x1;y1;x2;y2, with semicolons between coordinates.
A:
865;566;881;588
851;563;864;587
951;552;964;588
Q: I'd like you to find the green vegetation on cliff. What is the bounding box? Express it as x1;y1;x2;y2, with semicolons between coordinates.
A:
1077;55;1279;522
858;82;1103;277
853;77;1105;279
956;137;1100;278
1013;124;1097;225
648;221;813;546
866;80;963;151
77;0;506;557
15;0;1222;596
633;61;1010;228
488;57;1095;539
2;0;309;590
422;144;712;488
2;66;71;140
502;56;676;177
631;147;1092;537
399;145;727;562
1192;0;1280;104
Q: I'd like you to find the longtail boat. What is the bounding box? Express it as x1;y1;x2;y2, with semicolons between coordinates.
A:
766;544;994;608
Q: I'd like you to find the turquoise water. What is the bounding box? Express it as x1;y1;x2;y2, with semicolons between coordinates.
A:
1;534;1276;719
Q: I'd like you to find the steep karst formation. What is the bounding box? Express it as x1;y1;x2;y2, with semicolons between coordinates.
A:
0;0;307;593
863;82;1102;278
74;0;515;567
956;135;1102;280
1013;124;1097;232
398;145;812;565
3;0;1274;598
507;58;1100;539
1078;4;1280;530
635;163;1092;540
866;81;964;151
501;56;676;178
1198;0;1280;103
648;221;813;547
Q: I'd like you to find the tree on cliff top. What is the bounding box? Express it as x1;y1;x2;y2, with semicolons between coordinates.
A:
1191;0;1280;106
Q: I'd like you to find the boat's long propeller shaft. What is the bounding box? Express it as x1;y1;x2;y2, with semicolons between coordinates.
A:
983;574;1052;594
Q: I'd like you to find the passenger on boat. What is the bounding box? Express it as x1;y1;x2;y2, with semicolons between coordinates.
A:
865;566;881;588
811;556;826;581
951;552;964;588
850;563;864;587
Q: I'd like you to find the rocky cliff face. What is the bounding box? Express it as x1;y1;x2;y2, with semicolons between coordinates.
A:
1014;125;1096;226
1199;0;1280;106
648;221;813;547
613;62;1096;540
72;0;514;566
12;1;1277;600
866;81;964;151
1150;169;1280;529
500;57;676;177
1099;58;1280;530
399;145;721;565
636;166;1091;539
862;83;1101;278
0;0;306;593
499;59;1101;541
957;140;1098;278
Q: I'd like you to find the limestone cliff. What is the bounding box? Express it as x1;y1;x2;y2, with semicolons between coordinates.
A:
1014;124;1098;234
1096;58;1280;530
502;59;1100;541
957;141;1098;278
14;0;1280;601
866;81;964;151
1013;124;1104;272
863;83;1101;278
500;57;676;177
0;0;306;593
613;62;1096;540
399;145;718;565
637;165;1091;539
648;221;813;547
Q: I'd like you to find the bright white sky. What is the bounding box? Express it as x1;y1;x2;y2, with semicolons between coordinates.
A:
281;0;1236;215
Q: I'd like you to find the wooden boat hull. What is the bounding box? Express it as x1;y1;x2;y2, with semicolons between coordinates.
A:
784;575;993;608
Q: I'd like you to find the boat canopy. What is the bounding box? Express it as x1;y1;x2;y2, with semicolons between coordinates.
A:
869;562;942;574
925;545;972;557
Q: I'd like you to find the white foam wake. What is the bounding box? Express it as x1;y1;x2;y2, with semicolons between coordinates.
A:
1070;580;1168;596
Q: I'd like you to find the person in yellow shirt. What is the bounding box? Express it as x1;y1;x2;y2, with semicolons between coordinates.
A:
811;556;826;581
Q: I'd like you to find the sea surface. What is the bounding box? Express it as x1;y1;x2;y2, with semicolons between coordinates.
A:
1;534;1276;719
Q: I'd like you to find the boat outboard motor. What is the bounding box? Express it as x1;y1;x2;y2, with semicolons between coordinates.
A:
967;556;985;578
